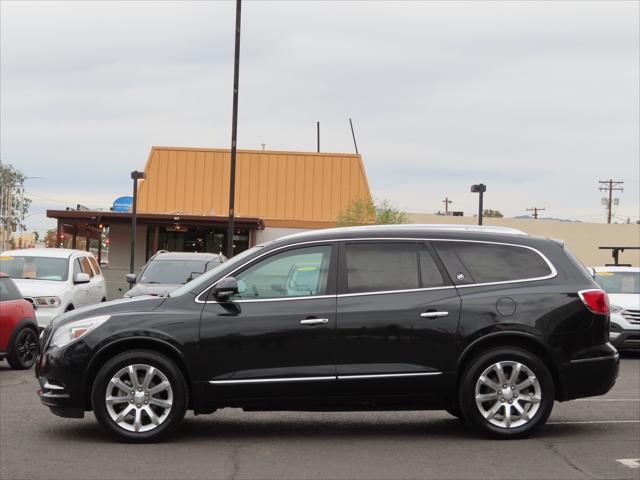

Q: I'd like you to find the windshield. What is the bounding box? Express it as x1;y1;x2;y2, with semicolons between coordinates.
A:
0;255;69;281
139;259;218;284
594;271;640;295
169;246;264;297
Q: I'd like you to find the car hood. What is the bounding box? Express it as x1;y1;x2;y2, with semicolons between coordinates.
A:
608;293;640;310
50;295;167;329
12;278;69;297
124;283;182;298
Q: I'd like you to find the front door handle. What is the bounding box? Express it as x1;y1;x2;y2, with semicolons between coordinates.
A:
420;311;449;319
300;318;329;325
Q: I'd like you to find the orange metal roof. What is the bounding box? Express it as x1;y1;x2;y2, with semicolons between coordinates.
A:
136;146;372;228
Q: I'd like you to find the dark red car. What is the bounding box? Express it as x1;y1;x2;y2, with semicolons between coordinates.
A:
0;272;39;369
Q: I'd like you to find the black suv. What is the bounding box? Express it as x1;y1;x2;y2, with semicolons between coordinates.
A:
36;225;619;442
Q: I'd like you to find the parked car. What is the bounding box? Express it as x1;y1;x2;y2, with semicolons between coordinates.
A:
0;273;39;369
0;249;107;328
35;225;618;442
592;266;640;352
124;251;225;298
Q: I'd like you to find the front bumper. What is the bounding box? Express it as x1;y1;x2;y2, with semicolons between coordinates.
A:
559;343;619;401
34;307;64;328
610;331;640;352
35;343;88;419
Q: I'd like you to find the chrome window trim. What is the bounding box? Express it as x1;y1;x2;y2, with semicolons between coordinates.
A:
195;237;557;304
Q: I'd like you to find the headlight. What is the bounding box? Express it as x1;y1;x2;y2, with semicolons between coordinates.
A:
610;304;623;314
33;296;61;308
50;315;110;348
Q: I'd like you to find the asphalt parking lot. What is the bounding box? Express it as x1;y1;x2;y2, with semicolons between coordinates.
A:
1;357;638;480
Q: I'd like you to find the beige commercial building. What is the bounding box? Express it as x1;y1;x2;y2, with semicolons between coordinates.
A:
408;213;640;267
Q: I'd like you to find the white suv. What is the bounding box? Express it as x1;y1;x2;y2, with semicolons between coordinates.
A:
0;248;107;328
592;266;640;352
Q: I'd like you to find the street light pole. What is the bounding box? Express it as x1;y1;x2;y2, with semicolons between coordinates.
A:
470;183;487;226
130;171;145;275
227;0;242;258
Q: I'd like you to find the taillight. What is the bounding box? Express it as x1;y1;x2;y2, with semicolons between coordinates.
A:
578;289;610;314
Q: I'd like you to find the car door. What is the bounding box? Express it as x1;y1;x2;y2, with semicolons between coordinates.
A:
335;240;461;400
87;256;107;301
80;255;102;304
70;257;91;308
199;242;338;402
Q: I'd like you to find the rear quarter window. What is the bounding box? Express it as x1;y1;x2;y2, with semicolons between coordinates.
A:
0;277;23;301
433;241;553;284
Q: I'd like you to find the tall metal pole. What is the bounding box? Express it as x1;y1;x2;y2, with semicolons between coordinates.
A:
130;171;144;275
227;0;242;258
478;190;484;225
316;121;320;153
349;118;359;155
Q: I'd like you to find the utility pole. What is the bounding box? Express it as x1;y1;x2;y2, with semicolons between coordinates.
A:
526;206;546;219
442;197;453;215
598;180;624;224
227;0;242;258
316;121;320;153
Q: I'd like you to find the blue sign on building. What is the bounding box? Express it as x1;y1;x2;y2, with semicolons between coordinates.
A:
112;196;133;213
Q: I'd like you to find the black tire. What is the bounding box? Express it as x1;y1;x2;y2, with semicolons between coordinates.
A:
458;347;554;439
7;327;39;370
91;350;188;443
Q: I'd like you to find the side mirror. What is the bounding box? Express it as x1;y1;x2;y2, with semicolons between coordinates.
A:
125;273;137;284
74;272;90;284
211;276;238;300
589;267;596;279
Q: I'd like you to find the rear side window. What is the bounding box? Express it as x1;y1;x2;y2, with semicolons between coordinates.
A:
345;242;420;294
433;241;552;284
0;277;22;301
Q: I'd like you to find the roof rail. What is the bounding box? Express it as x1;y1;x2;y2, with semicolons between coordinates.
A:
350;224;528;235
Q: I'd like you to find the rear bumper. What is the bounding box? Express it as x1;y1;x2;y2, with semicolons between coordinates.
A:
559;344;619;401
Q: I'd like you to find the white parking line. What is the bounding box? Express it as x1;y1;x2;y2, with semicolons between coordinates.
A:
616;459;640;469
548;420;640;425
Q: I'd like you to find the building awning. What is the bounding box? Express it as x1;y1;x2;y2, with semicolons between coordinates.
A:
47;210;264;230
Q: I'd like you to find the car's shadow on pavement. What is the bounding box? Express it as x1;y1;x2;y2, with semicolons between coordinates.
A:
43;414;604;445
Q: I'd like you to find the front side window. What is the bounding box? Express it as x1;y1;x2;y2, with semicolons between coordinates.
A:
80;257;94;278
233;245;332;299
0;256;69;282
345;242;421;294
433;241;552;284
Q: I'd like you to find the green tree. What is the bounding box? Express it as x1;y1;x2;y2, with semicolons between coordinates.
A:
483;209;504;218
337;198;409;226
0;161;31;232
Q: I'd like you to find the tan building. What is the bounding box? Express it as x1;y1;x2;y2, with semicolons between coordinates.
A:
408;213;640;267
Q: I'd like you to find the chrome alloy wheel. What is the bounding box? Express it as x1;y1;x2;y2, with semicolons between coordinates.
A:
105;364;173;433
474;361;542;429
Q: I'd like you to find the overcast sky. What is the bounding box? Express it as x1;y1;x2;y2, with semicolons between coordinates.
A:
1;0;638;234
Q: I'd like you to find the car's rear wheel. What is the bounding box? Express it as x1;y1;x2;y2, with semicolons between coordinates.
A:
458;347;554;439
91;350;187;443
7;327;39;369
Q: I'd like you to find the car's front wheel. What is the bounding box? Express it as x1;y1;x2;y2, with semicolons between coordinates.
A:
91;350;187;443
7;327;39;369
458;347;554;439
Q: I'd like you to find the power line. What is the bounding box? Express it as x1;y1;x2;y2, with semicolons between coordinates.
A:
598;180;624;224
526;206;546;219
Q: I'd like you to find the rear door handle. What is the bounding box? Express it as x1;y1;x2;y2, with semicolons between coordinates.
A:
420;311;449;319
300;318;329;325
